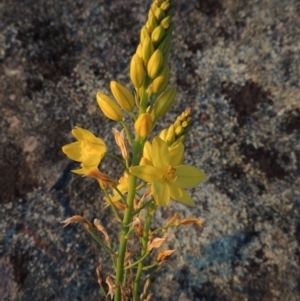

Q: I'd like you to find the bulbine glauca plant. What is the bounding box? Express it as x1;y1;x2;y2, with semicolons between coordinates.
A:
61;0;206;300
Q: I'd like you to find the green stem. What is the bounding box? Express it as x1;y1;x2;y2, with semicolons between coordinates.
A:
114;186;128;205
114;137;143;301
142;261;159;271
132;199;153;217
88;230;118;257
133;202;155;300
105;152;127;170
103;189;122;223
124;252;150;270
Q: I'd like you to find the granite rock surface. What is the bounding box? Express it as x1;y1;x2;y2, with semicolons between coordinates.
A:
0;0;300;300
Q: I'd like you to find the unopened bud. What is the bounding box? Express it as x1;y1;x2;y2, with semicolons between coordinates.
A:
146;14;158;33
165;125;175;145
151;65;170;95
182;120;188;128
136;43;143;58
175;125;184;136
161;16;172;29
110;81;135;112
97;92;123;121
147;49;163;79
130;54;146;88
151;25;165;45
134;113;152;138
153;86;176;118
154;7;165;23
160;2;170;11
142;37;155;63
140;25;150;44
151;2;159;14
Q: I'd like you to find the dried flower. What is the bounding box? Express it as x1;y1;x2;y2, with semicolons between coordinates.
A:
61;215;93;232
147;235;168;252
94;219;110;243
156;249;176;262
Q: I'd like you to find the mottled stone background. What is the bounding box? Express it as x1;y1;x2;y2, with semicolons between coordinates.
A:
1;0;300;300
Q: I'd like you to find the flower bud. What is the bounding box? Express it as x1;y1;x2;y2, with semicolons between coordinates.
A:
142;37;155;63
151;25;165;45
153;86;176;118
130;54;146;88
97;92;123;121
151;65;170;95
110;81;135;112
134;113;152;138
140;25;150;44
160;2;170;11
146;14;158;33
165;125;175;145
161;16;171;29
154;7;165;23
136;43;143;58
151;3;159;14
175;125;184;136
147;49;163;79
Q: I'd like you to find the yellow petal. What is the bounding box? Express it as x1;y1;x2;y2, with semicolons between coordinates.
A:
130;165;160;183
168;142;184;166
62;141;83;161
173;165;206;188
152;180;170;206
82;154;101;169
151;137;169;168
143;141;152;162
168;184;195;206
86;137;106;153
72;126;95;140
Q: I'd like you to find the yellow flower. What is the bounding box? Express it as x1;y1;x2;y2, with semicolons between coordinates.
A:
62;127;106;174
130;137;206;206
134;113;152;138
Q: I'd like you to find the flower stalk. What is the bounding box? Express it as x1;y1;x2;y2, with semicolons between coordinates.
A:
61;1;206;300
